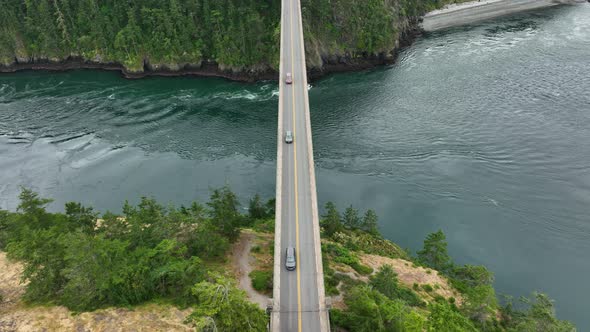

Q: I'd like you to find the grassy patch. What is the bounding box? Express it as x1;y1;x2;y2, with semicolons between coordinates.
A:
330;229;409;259
322;242;373;276
252;218;274;233
349;262;373;275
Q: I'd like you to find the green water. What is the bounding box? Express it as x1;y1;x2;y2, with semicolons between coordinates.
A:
1;4;590;329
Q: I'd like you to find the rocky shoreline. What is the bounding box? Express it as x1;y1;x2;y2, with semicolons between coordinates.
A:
2;1;584;82
0;20;421;83
0;53;408;83
0;58;277;82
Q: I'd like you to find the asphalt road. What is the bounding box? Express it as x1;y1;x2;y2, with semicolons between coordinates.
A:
274;0;326;330
422;0;561;31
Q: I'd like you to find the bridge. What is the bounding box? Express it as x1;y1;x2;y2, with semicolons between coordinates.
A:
270;0;329;331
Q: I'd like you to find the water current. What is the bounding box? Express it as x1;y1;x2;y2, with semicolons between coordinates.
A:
1;3;589;329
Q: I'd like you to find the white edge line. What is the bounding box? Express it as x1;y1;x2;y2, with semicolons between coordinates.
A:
294;0;329;330
272;0;285;330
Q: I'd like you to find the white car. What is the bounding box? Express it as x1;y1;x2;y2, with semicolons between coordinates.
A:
285;130;293;144
285;247;296;271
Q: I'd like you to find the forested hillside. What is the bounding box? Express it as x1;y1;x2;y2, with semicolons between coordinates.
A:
0;0;467;77
0;189;575;331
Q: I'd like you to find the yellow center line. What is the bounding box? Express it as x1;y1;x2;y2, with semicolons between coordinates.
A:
288;0;303;330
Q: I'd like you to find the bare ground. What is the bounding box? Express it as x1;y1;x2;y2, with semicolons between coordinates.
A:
1;231;454;330
0;252;192;332
0;229;272;331
327;253;463;309
229;230;272;310
361;254;463;305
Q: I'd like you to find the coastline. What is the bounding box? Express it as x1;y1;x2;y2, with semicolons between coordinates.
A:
1;54;409;83
0;58;277;82
422;0;584;32
0;53;405;83
0;19;421;83
1;0;584;81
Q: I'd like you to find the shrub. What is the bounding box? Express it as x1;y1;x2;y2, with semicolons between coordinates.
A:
413;283;420;291
188;276;267;331
350;262;373;275
250;245;261;253
326;285;340;296
323;242;375;275
428;301;478;331
501;293;576;332
249;270;273;293
450;264;494;292
252;218;274;233
323;243;357;265
434;295;446;303
370;265;424;307
422;284;434;292
247;194;274;222
331;230;409;259
324;264;340;296
333;285;426;331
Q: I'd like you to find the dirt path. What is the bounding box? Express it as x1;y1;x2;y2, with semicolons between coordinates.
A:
230;231;270;310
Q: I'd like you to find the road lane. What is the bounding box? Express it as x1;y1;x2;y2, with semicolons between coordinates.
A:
274;0;326;330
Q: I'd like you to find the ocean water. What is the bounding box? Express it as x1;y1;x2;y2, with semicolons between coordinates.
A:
1;4;589;329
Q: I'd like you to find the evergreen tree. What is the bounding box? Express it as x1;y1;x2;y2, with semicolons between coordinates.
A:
417;230;452;272
369;265;423;307
64;202;98;234
17;187;53;223
265;198;276;218
502;293;575;332
361;209;379;235
332;285;426;331
321;202;343;237
248;194;267;220
342;205;360;229
188;275;267;331
207;186;241;241
1;0;460;73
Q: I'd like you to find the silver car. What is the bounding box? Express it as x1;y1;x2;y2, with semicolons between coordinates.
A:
285;130;293;144
285;247;296;271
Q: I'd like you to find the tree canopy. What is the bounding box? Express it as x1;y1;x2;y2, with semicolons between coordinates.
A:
0;0;476;72
417;229;452;272
0;187;268;329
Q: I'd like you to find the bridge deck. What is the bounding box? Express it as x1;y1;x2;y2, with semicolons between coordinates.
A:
271;0;328;331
